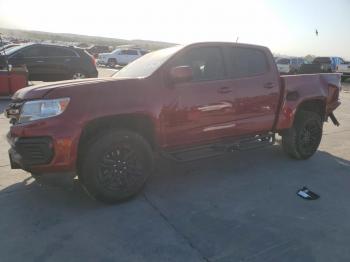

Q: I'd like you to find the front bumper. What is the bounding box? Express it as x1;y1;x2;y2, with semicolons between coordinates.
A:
6;117;81;173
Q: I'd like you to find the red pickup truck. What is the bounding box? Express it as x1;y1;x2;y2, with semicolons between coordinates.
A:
5;42;341;203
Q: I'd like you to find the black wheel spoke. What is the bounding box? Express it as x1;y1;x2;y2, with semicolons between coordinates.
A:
97;143;145;191
298;120;322;155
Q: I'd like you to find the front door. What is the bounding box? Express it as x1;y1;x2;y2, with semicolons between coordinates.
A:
161;46;238;148
9;45;47;81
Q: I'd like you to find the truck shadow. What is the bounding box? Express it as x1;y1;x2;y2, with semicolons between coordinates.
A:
0;146;349;261
0;145;349;208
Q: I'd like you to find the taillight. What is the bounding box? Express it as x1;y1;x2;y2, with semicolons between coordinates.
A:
91;56;96;66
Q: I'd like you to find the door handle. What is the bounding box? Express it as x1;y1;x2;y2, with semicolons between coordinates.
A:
36;60;44;63
218;86;232;94
263;83;274;89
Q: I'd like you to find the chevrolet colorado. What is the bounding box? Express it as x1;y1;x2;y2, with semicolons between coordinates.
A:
5;42;341;203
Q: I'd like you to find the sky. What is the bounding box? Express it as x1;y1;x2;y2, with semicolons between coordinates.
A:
0;0;349;58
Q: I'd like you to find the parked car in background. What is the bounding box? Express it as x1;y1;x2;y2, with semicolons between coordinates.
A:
0;41;10;47
299;56;345;74
86;45;111;58
336;61;350;81
98;48;149;67
276;57;306;74
0;43;98;81
5;42;341;203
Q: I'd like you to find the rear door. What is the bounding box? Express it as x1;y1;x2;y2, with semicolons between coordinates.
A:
162;46;238;148
43;46;79;80
222;46;280;136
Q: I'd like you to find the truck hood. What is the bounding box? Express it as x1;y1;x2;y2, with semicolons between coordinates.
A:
12;78;119;101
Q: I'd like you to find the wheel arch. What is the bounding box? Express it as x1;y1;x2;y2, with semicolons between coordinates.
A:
295;98;326;122
77;113;157;171
276;97;327;131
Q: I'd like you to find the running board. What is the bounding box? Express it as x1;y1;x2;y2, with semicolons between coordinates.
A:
162;133;275;162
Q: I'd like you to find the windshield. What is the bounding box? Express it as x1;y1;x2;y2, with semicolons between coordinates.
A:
113;45;183;78
277;58;290;64
3;44;30;56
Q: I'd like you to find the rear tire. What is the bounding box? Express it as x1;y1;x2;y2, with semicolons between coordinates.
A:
282;110;323;160
80;129;153;203
72;71;86;79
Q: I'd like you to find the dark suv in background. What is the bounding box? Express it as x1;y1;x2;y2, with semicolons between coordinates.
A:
0;43;98;81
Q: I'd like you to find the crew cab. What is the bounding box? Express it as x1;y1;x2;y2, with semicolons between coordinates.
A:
336;61;350;81
97;48;148;67
5;42;341;203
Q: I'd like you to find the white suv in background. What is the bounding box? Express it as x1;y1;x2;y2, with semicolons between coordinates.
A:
98;48;148;67
276;57;306;74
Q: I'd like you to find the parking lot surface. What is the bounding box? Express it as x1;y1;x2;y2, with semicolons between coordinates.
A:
0;72;349;262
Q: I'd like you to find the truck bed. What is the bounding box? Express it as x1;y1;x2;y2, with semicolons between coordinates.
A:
276;73;341;130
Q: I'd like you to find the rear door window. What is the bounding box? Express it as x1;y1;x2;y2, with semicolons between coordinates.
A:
226;47;269;78
172;46;226;81
44;46;78;57
121;50;139;55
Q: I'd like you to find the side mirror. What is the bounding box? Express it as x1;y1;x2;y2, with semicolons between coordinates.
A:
169;66;193;83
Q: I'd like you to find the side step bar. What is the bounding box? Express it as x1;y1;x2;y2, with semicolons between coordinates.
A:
161;133;275;162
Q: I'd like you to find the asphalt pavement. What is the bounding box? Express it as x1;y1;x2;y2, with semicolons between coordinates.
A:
0;72;349;262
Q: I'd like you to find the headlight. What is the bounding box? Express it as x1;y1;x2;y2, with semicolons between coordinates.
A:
19;98;70;123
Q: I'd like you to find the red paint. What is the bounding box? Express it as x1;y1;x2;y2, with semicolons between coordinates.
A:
7;42;341;173
0;71;28;96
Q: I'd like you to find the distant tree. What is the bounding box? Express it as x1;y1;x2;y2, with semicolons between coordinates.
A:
305;55;316;63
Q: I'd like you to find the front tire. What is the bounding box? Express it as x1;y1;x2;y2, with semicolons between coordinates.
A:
80;129;154;203
282;110;323;160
